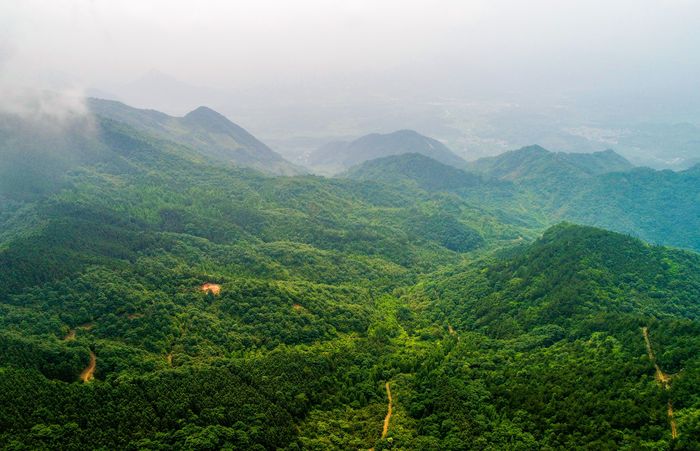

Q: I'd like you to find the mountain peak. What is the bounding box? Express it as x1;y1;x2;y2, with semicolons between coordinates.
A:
87;98;302;175
184;105;227;122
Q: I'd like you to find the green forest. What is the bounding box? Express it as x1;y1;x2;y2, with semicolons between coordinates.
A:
1;104;700;450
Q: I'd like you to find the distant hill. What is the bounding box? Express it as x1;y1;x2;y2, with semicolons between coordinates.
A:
308;130;465;174
469;145;634;182
88;98;303;175
344;153;485;191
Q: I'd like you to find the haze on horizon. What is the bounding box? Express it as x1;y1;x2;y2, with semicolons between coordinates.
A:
2;0;700;168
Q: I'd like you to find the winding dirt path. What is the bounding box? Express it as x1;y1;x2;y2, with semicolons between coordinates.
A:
80;350;96;383
642;327;678;439
63;329;76;341
668;401;678;439
381;382;393;439
369;382;394;451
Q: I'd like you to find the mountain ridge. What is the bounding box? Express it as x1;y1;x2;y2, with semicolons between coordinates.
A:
88;98;304;175
308;129;465;174
469;145;634;182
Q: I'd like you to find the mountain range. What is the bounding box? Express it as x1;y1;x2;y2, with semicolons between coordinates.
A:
1;98;700;449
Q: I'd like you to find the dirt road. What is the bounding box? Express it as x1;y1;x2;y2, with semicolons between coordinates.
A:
382;382;393;438
80;350;96;383
642;327;677;439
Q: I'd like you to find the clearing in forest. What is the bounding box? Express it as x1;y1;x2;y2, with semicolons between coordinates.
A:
200;283;221;295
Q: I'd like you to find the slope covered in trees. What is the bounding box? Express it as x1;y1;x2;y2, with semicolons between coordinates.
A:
2;102;700;449
468;145;633;182
353;151;700;252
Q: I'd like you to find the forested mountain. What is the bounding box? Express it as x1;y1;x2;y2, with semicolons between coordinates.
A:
357;149;699;251
1;100;700;449
88;98;303;175
559;165;700;249
307;129;465;174
402;224;700;449
344;153;489;192
469;145;633;182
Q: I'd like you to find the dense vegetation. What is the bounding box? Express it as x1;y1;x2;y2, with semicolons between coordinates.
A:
1;104;700;449
351;149;700;251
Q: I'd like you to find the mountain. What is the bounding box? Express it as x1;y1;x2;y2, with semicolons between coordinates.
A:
343;150;700;251
464;145;700;250
307;129;466;174
427;223;700;334
469;145;634;182
344;153;486;191
88;98;303;175
407;223;700;448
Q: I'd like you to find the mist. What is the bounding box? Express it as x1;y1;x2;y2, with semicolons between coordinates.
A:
2;0;700;168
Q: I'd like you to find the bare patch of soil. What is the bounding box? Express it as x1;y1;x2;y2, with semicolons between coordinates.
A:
200;283;221;295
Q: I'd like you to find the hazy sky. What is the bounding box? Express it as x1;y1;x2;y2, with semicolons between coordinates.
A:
2;0;700;167
2;0;699;99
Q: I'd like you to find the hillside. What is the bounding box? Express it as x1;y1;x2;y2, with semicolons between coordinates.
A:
308;129;465;174
561;165;700;249
343;150;700;252
2;105;700;449
400;224;700;448
88;98;303;175
465;146;699;250
424;223;700;334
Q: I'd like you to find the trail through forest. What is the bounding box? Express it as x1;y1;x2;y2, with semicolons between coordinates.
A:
382;382;392;438
80;350;96;383
369;382;393;451
642;327;677;439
